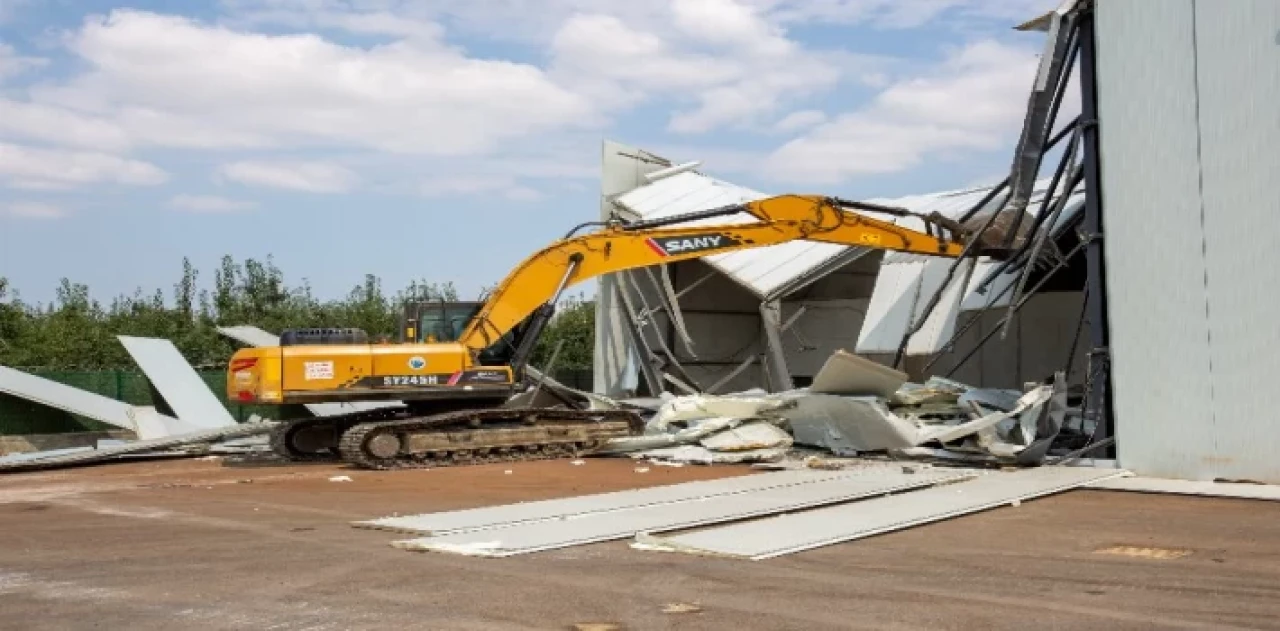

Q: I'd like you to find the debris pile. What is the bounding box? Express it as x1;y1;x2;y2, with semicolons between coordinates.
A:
595;349;1076;467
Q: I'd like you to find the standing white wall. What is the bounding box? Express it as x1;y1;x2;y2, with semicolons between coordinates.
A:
594;140;670;396
1097;0;1280;482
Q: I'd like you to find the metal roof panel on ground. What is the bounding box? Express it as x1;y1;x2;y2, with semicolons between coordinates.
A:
391;468;970;557
634;465;1127;560
355;469;873;536
0;365;193;437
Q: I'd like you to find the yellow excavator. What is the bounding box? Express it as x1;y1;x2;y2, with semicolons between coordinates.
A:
226;194;998;469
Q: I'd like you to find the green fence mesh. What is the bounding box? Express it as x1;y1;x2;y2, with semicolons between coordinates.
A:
0;368;595;435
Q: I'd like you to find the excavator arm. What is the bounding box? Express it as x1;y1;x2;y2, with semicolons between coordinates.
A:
459;194;982;364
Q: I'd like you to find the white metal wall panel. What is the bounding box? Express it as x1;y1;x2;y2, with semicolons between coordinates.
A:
781;299;871;379
595;140;671;396
637;467;1125;560
356;470;858;535
0;365;181;432
1193;0;1280;482
118;336;237;429
393;470;967;557
1096;0;1218;479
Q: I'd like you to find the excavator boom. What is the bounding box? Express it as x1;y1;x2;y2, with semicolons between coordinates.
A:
458;194;972;354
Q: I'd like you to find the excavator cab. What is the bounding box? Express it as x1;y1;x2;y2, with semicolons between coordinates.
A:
399;300;484;344
399;299;528;368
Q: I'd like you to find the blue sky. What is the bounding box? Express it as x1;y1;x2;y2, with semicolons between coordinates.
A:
0;0;1060;307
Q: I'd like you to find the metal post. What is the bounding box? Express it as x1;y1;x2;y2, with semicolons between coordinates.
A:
759;300;793;392
613;283;664;396
1077;7;1114;453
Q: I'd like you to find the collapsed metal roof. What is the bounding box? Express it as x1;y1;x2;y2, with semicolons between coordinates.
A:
610;170;853;299
610;168;1084;325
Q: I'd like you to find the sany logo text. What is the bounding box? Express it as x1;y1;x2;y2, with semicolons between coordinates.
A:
646;234;740;256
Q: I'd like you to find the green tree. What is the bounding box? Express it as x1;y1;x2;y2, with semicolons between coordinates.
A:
0;257;599;377
530;293;595;370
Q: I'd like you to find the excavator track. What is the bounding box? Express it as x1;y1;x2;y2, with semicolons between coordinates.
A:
268;407;412;462
267;399;512;462
338;407;645;470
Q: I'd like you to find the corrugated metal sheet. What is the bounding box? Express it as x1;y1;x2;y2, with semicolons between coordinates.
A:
118;336;237;429
1087;476;1280;501
391;469;968;557
1187;0;1280;482
1095;0;1234;481
355;469;859;535
0;365;179;433
636;466;1125;560
854;182;1084;355
215;325;280;348
612;171;856;299
595;140;673;396
613;170;1081;304
615;168;1083;356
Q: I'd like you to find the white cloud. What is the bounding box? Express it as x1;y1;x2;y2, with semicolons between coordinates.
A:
0;142;168;189
225;1;1039;41
547;1;846;135
0;42;46;83
0;98;133;151
761;39;1047;184
773;109;827;133
5;201;65;219
0;1;1056;199
748;0;1051;29
418;175;542;202
21;9;598;157
218;160;358;193
548;13;742;109
169;194;259;212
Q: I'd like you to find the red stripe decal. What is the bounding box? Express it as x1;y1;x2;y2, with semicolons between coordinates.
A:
230;358;258;371
644;237;668;257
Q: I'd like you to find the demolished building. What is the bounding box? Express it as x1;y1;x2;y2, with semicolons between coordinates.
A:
592;144;1089;399
596;0;1280;485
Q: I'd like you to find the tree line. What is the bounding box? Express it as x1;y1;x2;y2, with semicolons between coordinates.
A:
0;255;595;372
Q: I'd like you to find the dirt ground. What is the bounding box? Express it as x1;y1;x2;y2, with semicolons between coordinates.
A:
0;456;1278;630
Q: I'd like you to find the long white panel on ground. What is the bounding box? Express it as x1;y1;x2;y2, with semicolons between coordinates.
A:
0;365;183;433
635;466;1127;560
356;469;882;535
1087;476;1280;502
118;336;236;429
391;470;972;557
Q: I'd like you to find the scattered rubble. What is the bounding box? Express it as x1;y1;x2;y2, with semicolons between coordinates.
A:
586;348;1077;468
0;332;1082;473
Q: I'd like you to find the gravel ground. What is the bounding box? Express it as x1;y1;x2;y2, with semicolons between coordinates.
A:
0;456;1277;630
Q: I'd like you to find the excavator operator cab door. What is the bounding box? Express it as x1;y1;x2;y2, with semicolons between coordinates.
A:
399;300;484;344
